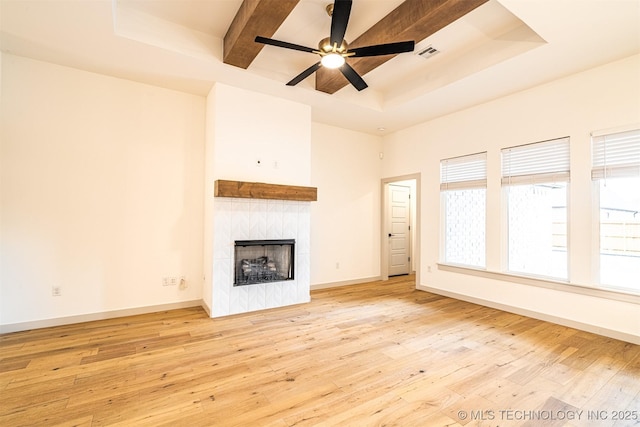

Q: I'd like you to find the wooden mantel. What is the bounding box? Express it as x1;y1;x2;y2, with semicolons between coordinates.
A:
214;180;317;202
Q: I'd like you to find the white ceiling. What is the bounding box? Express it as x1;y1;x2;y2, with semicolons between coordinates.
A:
1;0;639;135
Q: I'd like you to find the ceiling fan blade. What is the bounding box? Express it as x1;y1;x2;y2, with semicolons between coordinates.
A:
350;41;416;57
339;62;368;91
330;0;352;46
255;36;315;54
287;62;322;86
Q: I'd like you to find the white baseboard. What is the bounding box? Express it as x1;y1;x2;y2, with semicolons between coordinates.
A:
0;300;205;334
201;299;212;317
417;285;640;345
311;276;382;290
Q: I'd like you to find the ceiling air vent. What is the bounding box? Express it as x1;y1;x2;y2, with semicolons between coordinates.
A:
417;45;440;59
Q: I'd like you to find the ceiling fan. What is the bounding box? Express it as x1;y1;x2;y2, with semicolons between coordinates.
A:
255;0;415;91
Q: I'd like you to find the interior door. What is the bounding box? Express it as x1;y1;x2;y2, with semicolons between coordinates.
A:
388;184;411;276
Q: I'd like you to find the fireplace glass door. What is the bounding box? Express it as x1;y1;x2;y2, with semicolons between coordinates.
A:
234;239;295;286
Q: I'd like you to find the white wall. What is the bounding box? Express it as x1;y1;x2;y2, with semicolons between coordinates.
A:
0;53;3;321
0;54;205;330
311;123;383;286
208;83;311;186
382;54;640;342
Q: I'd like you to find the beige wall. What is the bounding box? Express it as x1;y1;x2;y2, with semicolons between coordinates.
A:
311;123;383;286
206;83;312;187
0;54;382;329
0;54;205;329
2;49;637;340
382;54;640;341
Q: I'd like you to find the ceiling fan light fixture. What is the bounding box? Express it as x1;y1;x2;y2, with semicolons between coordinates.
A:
321;53;345;69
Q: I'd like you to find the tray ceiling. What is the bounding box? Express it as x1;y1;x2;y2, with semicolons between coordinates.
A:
1;0;638;134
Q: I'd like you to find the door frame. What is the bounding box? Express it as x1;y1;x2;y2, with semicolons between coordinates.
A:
381;173;421;285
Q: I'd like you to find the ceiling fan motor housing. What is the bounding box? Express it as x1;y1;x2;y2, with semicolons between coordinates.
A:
318;37;348;53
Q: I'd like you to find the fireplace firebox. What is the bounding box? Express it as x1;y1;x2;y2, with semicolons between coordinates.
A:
234;239;295;286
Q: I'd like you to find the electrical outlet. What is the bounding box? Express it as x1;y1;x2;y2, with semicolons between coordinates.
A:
52;286;62;296
179;276;188;290
336;262;340;269
162;277;179;286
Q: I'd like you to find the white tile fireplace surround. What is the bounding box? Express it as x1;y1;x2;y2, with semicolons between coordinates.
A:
211;197;311;317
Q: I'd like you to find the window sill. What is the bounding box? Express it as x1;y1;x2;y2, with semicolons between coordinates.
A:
437;263;640;305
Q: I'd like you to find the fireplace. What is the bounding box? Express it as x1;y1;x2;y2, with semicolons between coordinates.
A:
234;239;295;286
209;191;313;317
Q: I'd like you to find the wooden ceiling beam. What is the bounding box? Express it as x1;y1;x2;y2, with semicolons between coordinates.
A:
223;0;300;69
315;0;489;94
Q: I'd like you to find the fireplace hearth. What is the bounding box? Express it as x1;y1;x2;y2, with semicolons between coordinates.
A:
234;239;295;286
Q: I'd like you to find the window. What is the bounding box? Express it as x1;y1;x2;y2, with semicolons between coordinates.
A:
441;152;486;268
502;137;570;280
592;128;640;292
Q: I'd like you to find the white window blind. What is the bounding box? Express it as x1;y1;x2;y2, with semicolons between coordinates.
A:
440;152;487;190
592;128;640;179
501;137;570;185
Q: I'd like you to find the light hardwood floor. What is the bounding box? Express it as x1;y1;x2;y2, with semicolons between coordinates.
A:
1;275;639;426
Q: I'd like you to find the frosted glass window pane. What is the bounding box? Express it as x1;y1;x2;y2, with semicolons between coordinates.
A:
444;188;486;268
